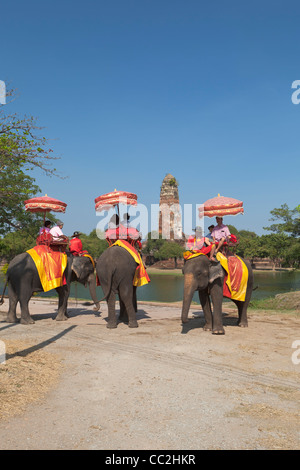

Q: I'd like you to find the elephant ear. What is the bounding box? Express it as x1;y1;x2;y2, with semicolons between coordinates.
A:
72;256;94;283
72;257;82;279
208;259;223;284
72;264;81;278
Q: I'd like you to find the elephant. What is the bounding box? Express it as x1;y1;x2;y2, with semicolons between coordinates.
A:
181;254;253;334
5;252;100;324
96;245;138;328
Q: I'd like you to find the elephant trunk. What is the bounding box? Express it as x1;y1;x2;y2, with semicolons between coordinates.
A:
181;273;196;323
88;273;100;311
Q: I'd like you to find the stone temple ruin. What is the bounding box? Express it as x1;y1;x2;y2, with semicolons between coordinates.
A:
158;173;183;241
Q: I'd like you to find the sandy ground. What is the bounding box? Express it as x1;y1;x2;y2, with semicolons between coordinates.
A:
0;296;299;450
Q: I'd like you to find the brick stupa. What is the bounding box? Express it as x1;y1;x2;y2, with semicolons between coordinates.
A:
158;173;182;240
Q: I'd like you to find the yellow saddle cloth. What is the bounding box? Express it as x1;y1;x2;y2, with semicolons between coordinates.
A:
112;240;150;287
27;245;68;292
216;252;248;302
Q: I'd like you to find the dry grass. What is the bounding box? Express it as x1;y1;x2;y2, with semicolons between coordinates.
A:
0;340;63;420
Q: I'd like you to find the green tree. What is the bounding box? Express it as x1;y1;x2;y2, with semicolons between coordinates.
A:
0;87;62;233
259;233;290;269
156;241;184;268
264;203;300;236
80;229;108;259
142;232;166;257
284;239;300;268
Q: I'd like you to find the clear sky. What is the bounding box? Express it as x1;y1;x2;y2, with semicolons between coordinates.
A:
1;0;300;237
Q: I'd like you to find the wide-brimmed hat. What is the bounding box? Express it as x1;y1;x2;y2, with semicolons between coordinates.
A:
72;231;81;237
57;220;64;226
192;226;203;232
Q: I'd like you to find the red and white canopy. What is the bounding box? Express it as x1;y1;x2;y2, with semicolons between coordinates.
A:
24;195;67;214
199;194;244;218
95;190;138;212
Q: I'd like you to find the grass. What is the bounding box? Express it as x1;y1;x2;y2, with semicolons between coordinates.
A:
146;268;183;276
249;291;300;314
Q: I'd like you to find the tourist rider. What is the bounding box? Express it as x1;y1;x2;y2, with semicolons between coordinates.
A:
209;217;231;259
205;225;214;243
39;220;51;235
49;220;65;241
69;231;83;255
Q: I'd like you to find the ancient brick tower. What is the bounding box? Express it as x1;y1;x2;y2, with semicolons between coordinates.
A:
158;173;182;240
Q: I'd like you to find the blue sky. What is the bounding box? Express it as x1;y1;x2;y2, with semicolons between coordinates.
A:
1;0;300;237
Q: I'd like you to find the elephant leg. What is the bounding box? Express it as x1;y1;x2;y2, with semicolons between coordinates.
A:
55;286;69;321
199;290;213;331
232;299;249;327
107;291;117;329
6;283;18;323
234;269;252;327
119;298;128;324
181;273;196;323
133;286;137;313
119;283;138;328
19;292;35;325
209;281;225;335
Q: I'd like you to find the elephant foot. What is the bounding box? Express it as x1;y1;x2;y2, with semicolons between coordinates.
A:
212;328;225;335
106;322;117;329
55;313;69;321
20;316;35;325
128;321;138;328
181;318;189;324
6;315;19;324
203;324;212;332
238;322;248;328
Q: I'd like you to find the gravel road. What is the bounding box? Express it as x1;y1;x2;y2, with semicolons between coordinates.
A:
0;298;299;450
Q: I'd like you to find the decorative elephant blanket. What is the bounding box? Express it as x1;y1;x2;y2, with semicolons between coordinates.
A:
27;245;68;292
183;245;212;260
112;240;151;287
216;252;249;301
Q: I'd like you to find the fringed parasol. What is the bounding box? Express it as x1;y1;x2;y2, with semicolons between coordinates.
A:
199;194;244;218
24;194;67;222
95;190;138;214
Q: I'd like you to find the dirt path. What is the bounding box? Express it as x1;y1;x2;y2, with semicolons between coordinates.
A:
0;298;299;450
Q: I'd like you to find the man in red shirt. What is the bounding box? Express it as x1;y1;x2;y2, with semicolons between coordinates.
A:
69;231;83;255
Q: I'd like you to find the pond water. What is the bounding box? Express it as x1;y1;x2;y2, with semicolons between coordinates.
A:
1;270;299;304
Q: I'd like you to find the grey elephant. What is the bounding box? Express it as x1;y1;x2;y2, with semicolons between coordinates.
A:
96;245;139;328
181;254;253;334
5;252;100;324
